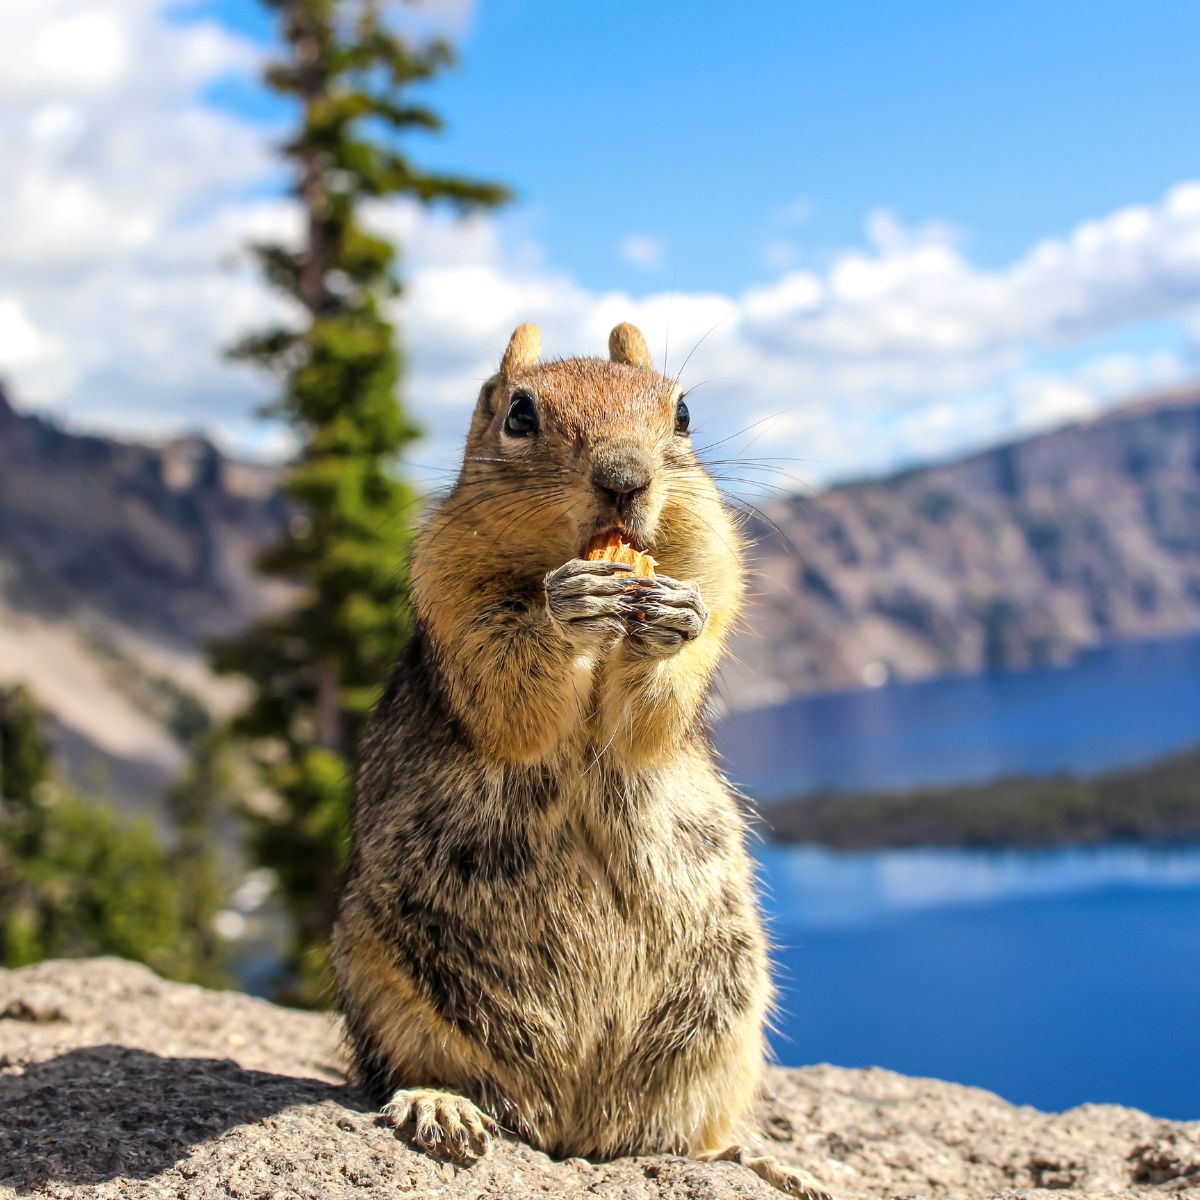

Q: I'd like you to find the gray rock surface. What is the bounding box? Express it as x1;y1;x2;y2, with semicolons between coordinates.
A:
1;958;1197;1199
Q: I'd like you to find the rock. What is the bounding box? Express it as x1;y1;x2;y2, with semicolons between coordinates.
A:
1;958;1197;1199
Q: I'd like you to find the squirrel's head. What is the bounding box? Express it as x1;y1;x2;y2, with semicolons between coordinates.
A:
457;322;707;568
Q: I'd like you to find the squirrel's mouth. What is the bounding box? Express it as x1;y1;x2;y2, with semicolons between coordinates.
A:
584;523;650;556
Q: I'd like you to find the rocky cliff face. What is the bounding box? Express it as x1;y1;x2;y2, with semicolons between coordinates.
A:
724;388;1200;708
0;385;289;803
1;958;1197;1199
0;384;286;644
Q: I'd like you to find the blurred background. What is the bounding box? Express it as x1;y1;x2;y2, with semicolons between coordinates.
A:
1;0;1198;1121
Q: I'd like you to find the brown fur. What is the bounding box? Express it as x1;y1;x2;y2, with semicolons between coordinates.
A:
608;321;653;368
331;325;831;1198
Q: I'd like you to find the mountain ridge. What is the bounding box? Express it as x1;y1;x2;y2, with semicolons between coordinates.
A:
723;385;1200;708
0;383;290;806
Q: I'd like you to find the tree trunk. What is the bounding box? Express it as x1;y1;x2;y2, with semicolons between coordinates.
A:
295;22;332;319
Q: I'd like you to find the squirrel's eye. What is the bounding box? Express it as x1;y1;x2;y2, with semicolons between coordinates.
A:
674;396;690;435
504;391;539;437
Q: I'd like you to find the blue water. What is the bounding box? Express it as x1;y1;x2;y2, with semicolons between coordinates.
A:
757;842;1200;1120
718;631;1200;799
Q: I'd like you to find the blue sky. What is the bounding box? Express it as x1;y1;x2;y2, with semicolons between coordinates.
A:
3;0;1200;483
192;0;1200;293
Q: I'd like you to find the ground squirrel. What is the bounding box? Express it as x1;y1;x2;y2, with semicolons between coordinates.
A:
332;322;831;1199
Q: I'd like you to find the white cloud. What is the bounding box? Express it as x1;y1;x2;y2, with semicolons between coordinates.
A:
864;207;961;253
738;192;1200;369
2;1;1200;491
0;297;53;368
0;0;278;438
617;233;665;270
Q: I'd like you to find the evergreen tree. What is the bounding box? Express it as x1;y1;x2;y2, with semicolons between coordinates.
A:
0;685;225;982
164;732;242;988
0;685;50;835
215;0;509;1004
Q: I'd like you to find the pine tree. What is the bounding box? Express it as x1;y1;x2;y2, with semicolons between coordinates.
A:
164;732;241;988
215;0;509;1004
0;686;51;882
0;685;225;981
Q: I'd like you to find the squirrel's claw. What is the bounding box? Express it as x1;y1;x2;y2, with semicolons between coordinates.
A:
551;558;636;579
697;1146;836;1200
621;575;709;653
546;558;644;645
382;1088;498;1162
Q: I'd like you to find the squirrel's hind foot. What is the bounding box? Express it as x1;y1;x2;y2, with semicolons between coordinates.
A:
381;1088;499;1161
697;1145;835;1200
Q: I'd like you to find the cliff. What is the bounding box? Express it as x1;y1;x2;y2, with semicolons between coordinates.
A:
0;385;289;804
725;387;1200;707
0;385;286;644
1;958;1197;1199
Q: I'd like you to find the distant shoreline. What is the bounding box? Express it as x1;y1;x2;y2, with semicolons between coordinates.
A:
759;744;1200;850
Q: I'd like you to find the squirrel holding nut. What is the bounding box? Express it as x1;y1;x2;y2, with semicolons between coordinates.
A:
331;322;831;1199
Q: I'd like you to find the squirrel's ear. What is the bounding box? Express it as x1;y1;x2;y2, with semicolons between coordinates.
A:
609;322;652;369
500;323;541;376
474;375;502;423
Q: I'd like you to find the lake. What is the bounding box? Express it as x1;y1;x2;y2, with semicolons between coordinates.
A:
757;841;1200;1120
718;630;1200;799
721;631;1200;1117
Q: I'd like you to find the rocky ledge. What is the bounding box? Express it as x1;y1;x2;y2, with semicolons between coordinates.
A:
1;958;1197;1199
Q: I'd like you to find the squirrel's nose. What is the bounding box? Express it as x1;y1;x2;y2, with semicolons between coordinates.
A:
591;448;652;510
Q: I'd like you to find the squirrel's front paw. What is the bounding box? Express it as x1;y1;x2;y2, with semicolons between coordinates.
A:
545;559;653;645
382;1087;498;1161
619;574;709;655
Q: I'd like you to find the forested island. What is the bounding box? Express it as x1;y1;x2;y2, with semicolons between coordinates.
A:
762;745;1200;849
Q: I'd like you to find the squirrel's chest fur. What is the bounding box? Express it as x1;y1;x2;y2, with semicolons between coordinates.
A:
335;633;768;1147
